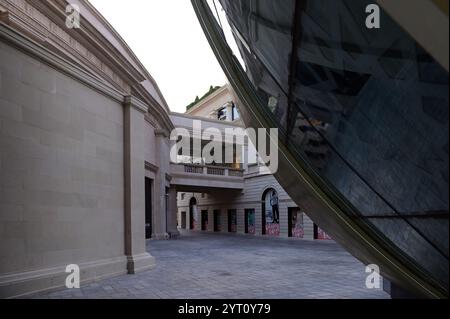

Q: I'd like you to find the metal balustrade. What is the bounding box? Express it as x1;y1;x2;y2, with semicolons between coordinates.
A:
207;167;225;176
181;164;244;178
184;165;203;174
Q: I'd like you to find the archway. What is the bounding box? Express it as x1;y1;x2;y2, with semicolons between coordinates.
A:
261;188;280;236
189;197;197;230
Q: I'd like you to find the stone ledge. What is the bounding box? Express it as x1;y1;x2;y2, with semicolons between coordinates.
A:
0;255;128;299
126;252;156;274
150;233;170;240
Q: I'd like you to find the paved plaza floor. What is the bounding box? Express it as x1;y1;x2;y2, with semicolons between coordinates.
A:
31;231;389;299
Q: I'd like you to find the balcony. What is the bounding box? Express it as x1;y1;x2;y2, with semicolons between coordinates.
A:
170;163;244;191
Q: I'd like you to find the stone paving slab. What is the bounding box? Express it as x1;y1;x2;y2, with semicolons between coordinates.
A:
30;231;389;299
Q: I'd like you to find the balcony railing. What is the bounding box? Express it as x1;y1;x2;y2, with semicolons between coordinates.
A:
181;164;244;178
184;165;204;174
207;167;225;176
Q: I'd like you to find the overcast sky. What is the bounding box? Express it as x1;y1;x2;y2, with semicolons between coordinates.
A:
89;0;228;113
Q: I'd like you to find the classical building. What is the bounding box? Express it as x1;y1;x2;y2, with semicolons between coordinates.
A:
176;84;332;240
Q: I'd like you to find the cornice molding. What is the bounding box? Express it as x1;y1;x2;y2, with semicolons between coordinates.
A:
155;128;171;138
145;161;159;173
145;113;157;128
133;84;174;132
0;0;176;125
0;21;124;103
124;95;148;114
0;0;131;93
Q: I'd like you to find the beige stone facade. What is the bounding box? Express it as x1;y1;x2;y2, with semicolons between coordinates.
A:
0;0;171;298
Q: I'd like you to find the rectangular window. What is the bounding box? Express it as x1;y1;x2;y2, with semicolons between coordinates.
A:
217;106;227;121
232;103;240;121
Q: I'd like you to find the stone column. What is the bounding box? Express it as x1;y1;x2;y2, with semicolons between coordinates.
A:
151;132;170;240
236;208;245;234
123;96;155;274
255;205;263;236
279;202;289;238
167;185;180;238
207;210;214;232
152;129;172;240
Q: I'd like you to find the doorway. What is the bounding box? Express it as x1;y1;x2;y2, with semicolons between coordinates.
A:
288;207;304;238
228;209;237;233
181;211;187;229
213;210;221;232
145;177;153;239
201;210;208;231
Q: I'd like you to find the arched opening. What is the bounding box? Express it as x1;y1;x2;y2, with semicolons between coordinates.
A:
189;197;197;230
261;188;280;236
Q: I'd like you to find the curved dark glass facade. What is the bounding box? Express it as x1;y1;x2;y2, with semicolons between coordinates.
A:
193;0;449;297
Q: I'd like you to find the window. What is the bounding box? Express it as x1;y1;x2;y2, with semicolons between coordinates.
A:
218;103;240;121
181;193;185;200
232;103;240;121
217;106;227;121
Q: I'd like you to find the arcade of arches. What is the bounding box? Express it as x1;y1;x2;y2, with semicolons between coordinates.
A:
177;188;331;240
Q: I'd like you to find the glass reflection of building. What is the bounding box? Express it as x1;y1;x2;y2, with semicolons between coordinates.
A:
195;0;449;297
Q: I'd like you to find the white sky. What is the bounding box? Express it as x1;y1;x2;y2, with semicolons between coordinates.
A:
89;0;228;113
